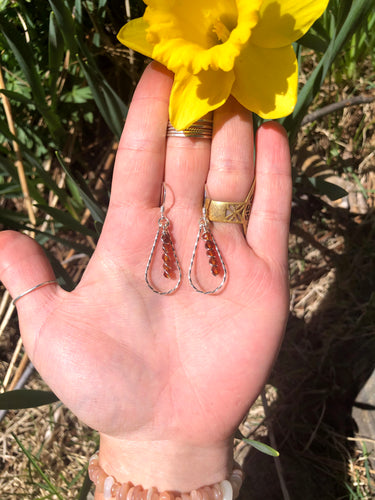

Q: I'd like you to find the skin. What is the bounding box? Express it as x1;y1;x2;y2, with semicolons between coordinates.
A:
0;63;292;496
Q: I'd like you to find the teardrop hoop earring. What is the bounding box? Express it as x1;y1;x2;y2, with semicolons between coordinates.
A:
145;184;182;295
188;199;227;295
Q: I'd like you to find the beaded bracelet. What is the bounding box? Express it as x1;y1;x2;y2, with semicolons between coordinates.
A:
88;453;243;500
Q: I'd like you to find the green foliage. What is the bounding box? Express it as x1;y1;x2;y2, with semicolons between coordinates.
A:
0;0;142;268
0;389;59;409
281;0;375;201
285;0;375;143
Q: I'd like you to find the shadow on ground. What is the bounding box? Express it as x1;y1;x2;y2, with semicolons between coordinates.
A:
240;202;375;500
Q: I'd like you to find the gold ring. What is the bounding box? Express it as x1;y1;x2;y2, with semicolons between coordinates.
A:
204;179;255;235
166;118;213;139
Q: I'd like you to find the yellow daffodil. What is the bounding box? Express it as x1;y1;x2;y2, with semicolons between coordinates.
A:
118;0;329;130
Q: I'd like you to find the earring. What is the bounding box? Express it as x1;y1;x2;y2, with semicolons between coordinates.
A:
188;198;227;294
145;184;182;295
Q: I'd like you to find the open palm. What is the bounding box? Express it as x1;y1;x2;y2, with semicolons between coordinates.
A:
0;63;291;454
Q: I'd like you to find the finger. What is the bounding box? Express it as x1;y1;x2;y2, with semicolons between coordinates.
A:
247;121;292;264
206;97;254;237
164;130;211;216
0;230;60;356
109;62;173;211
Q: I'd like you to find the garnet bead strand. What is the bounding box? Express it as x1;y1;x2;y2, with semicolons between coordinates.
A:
202;231;222;276
161;230;175;279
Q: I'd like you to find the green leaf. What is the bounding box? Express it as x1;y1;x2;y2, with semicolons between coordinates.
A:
309;176;348;201
0;0;11;9
78;470;93;500
0;17;45;104
0;88;32;104
0;389;59;409
0;211;94;254
44;250;77;292
47;0;79;53
77;53;127;138
74;0;83;24
56;152;106;225
243;439;280;457
31;226;94;255
310;17;330;43
0;16;64;144
61;85;93;104
0;207;29;225
48;10;65;106
298;31;329;53
48;0;128;138
37;204;97;238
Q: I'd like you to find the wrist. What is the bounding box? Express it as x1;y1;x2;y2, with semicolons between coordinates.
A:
93;434;236;498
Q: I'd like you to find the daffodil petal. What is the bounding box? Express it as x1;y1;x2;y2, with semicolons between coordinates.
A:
169;69;234;130
143;0;259;74
232;43;298;119
117;17;154;58
250;0;330;48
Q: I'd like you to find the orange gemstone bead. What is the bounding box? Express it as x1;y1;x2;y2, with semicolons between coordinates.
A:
211;265;220;276
160;229;176;279
161;232;171;243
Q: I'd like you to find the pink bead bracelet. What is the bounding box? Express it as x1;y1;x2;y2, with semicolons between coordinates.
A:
88;453;243;500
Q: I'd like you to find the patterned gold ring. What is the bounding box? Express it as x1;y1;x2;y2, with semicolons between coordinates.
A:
204;179;255;235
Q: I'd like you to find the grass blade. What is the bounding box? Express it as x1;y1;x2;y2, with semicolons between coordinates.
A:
0;16;64;144
243;439;280;457
56;152;106;225
12;433;64;499
78;469;93;500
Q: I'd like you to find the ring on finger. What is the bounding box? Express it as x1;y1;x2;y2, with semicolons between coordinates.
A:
204;178;256;235
166;118;213;139
12;280;58;306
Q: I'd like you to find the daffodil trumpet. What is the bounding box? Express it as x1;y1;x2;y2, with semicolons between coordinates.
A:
118;0;329;130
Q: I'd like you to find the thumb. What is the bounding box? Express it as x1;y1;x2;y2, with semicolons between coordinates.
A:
0;230;61;356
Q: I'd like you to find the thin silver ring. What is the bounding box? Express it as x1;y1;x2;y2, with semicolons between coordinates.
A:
167;119;213;139
12;280;58;305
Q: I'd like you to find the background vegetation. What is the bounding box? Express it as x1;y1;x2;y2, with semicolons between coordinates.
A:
0;0;374;498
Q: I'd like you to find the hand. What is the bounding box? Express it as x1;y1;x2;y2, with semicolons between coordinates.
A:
0;63;291;493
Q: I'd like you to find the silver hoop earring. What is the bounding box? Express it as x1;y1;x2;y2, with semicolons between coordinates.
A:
145;184;182;295
188;196;227;294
